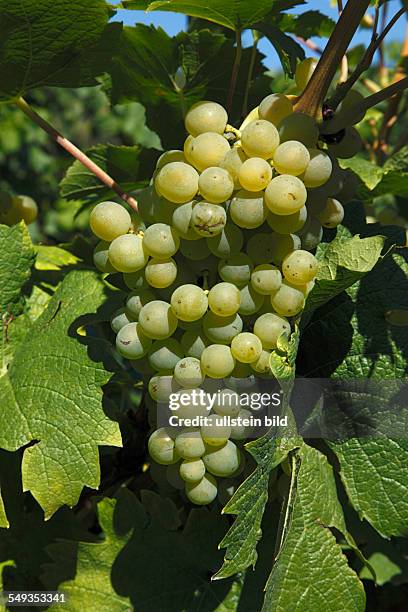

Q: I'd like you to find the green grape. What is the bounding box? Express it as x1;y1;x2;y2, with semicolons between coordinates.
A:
218;253;254;286
203;440;240;476
270;233;301;266
180;330;208;359
116;322;152;359
238;157;272;192
175;428;206;459
282;249;319;285
191;202;227;237
148;338;184;371
271;281;305;316
336;89;366;125
254;312;291;349
316;198;344;228
13;195;38;225
139;300;178;339
125;289;155;320
188;132;231;171
258;93;293;126
230;190;268;229
185;101;228;136
155;161;199;204
110;308;133;333
301;148;332;188
225;361;253;381
251;264;282;295
145;258;177;288
90;201;131;242
136;186;159;225
297;215;323;250
295;57;318;91
328;128;362;158
278;113;319;148
238;284;264;316
322;156;344;196
171;284;208;321
241;120;280;159
154;261;196;301
179;458;206;482
201;344;236;378
148;374;180;402
206;223;244;258
179;238;211;260
230;408;253;441
185;473;218;505
108;234;148;273
208;282;241;317
267;206;307;234
246;233;277;265
148;428;179;465
171;200;201;240
201;414;231;446
250;349;271;374
174;357;205;388
174;388;211;421
166;463;185;490
203;312;243;344
272;140;310;176
93;241;115;273
183;134;195;164
123;269;147;290
198;167;234;204
231;332;262;363
155;149;186;170
213;388;240;417
143;223;180;259
265;175;307;215
219;146;247;189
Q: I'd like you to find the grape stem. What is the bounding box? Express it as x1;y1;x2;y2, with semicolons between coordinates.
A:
242;30;260;117
227;30;243;115
336;0;349;85
14;97;139;211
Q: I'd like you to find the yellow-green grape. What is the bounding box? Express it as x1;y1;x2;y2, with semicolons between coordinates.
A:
218;253;254;287
272;140;310;176
93;241;115;273
13;195;38;224
265;175;307;215
171;200;200;240
282;249;319;285
297;215;323;250
316;198;344;228
174;388;210;420
155;149;186;170
198;167;234;204
148;338;184;370
302;149;332;188
90;201;131;241
230;190;268;229
336;89;366;125
143;223;180;259
231;332;262;363
226;361;252;380
116;322;152;359
109;234;148;273
179;458;206;482
175;429;206;459
251;264;282;295
258;93;293;126
208;282;241;317
238;284;264;316
184;134;195;164
148;428;179;465
185;473;218;505
191;202;227;237
185;101;228;136
145;258;177;288
203;312;243;344
166;463;185;490
125;289;155;320
148;374;180;402
267;206;307;234
174;357;205;388
251;349;272;374
246;233;277;266
295;57;318;91
203;440;240;477
271;281;305;316
213;388;241;417
111;308;133;334
207;223;244;258
155;161;199;204
238;157;272;192
188;132;231;171
201;344;236;378
171;284;208;321
179;238;211;260
241;120;280;159
219;146;247;189
181;330;208;359
278;113;319;148
328;128;363;159
270;233;301;266
201;414;231;446
230;408;253;440
254;312;291;349
139;300;178;339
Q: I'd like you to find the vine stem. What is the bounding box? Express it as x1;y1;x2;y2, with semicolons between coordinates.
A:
336;0;349;84
242;31;259;118
14;97;139;211
227;30;243;115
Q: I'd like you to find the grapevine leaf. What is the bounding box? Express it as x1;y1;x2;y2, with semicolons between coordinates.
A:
270;327;300;386
0;222;35;317
34;246;81;271
0;270;122;518
339;158;384;191
253;23;304;76
0;0;122;101
278;10;336;38
0;491;8;529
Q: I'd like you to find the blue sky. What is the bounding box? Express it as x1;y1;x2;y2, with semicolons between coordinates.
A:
112;1;407;70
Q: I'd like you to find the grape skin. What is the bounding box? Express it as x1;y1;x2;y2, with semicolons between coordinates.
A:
175;429;206;459
251;264;282;295
278;113;319;148
90;201;131;242
179;458;206;482
188;132;231;171
143;223;180;259
265;175;307;216
230;190;268;229
179;238;211;260
270;281;305;317
111;308;133;334
218;253;254;287
238;158;272;192
180;330;209;359
267;206;307;234
246;233;277;266
145;258;177;288
273;141;310;176
238;284;264;316
316;198;344;228
258;93;293;126
208;282;241;317
171;285;209;321
241;120;280;159
270;233;301;266
251;349;272;374
328;128;362;159
185;473;218;505
155;161;199;204
109;234;148;273
93;241;115;273
13;195;39;225
191;202;227;237
148;338;184;371
231;332;262;363
206;223;244;258
125;289;155;321
155;149;186;170
139;300;178;339
219;146;247;189
203;311;243;344
198;167;234;204
301;149;332;188
116;322;152;359
201;344;236;378
171;201;201;240
174;357;205;388
282;250;318;285
148;428;179;465
253;313;291;350
297;215;323;250
295;58;318;91
201;414;231;446
203;440;240;477
213;388;241;417
185;101;228;137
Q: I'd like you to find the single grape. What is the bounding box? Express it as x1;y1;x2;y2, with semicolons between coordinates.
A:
201;414;231;446
336;89;366;125
154;261;196;301
301;148;332;188
109;234;148;273
316;198;344;228
116;322;152;359
230;408;253;440
230;190;268;229
180;330;209;359
328;128;362;158
218;253;254;286
179;238;211;260
201;344;236;378
13;195;38;225
175;388;211;421
270;233;301;266
174;357;205;388
225;361;253;381
231;332;262;364
253;313;291;349
90;201;131;242
241;120;280;159
198;167;234;204
155;161;199;204
271;281;305;317
246;233;277;265
278;113;319;148
267;206;307;234
185;473;218;505
155;149;186;170
265;175;307;215
148;428;179;465
208;282;241;317
166;463;185;490
272;140;310;176
295;57;318;91
203;311;243;344
110;308;133;334
185;101;228;136
219;146;247;189
148;374;180;402
296;215;323;250
213;388;241;417
125;289;155;320
171;285;208;321
139;300;178;339
123;269;148;291
203;440;240;476
251;264;282;295
238;158;272;192
184;134;195;164
179;458;206;482
282;249;319;285
175;428;206;459
145;258;177;288
238;284;264;316
93;241;115;273
250;349;271;374
258;93;293;126
148;338;184;371
143;223;180;259
188;132;231;171
171;200;201;240
206;223;244;258
191;202;227;237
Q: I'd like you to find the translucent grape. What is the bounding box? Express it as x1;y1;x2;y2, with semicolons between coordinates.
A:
116;322;152;359
267;206;307;234
206;223;244;258
174;388;211;421
251;264;282;295
123;269;148;291
155;149;186;170
213;388;241;417
282;249;319;285
171;284;208;321
271;281;305;316
219;146;247;189
148;338;184;371
139;300;178;339
258;93;293;126
174;357;205;388
148;374;180;402
336;89;366;125
198;167;234;204
188;132;230;171
295;57;318;91
203;440;240;477
265;175;307;215
183;134;195;164
278;113;319;148
208;282;241;317
200;344;236;378
238;284;264;316
145;258;177;288
253;313;291;349
238;158;272;192
143;223;180;259
185;101;228;136
109;234;148;273
185;473;218;505
297;215;323;250
225;361;253;381
231;332;262;363
250;349;271;374
179;238;211;260
110;308;132;334
191;202;227;237
272;140;310;176
230;190;268;229
13;195;38;225
148;428;179;465
201;414;231;446
241;120;280;159
175;428;206;459
125;289;155;320
179;458;206;482
93;241;115;273
171;200;201;240
90;201;131;241
246;233;276;265
316;198;344;228
302;149;332;188
203;311;243;344
230;408;253;441
155;161;199;204
328;128;362;158
270;233;301;266
180;330;208;359
218;253;254;286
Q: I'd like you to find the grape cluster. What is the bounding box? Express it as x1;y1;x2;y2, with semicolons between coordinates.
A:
0;192;38;226
90;61;360;505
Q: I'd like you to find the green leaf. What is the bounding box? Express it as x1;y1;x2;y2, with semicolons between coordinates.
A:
0;490;8;529
253;23;304;76
0;222;35;317
270;326;300;385
0;0;122;101
279;10;335;38
0;270;122;518
339;158;384;191
34;246;81;271
263;444;366;611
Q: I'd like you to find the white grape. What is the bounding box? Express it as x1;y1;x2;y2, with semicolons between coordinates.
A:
206;223;244;258
155;149;186;170
302;148;332;188
191;202;227;237
282;249;319;285
198;167;234;204
278;113;319;148
125;289;155;320
258;93;293;126
111;308;133;334
148;338;184;371
139;300;178;339
201;414;231;446
267;206;307;234
148;374;180;402
90;201;131;242
295;57;318;91
241;120;280;159
180;330;208;359
230;190;268;229
145;258;177;288
174;357;205;388
203;440;240;476
155;161;199;204
109;234;148;273
246;233;276;266
213;388;241;417
148;428;179;465
123;269;148;291
273;140;310;176
116;322;152;359
254;313;291;349
270;233;301;266
316;198;344;228
185;473;218;505
265;175;307;215
203;311;243;344
185;101;228;136
143;223;180;259
250;349;271;374
219;146;247;189
336;89;366;125
238;158;272;192
218;253;254;286
93;241;115;273
208;282;241;317
179;458;206;482
13;195;38;225
201;344;236;378
175;428;206;459
188;132;231;171
171;200;201;240
230;408;253;441
271;281;305;316
231;332;262;363
251;264;282;295
171;284;208;321
297;215;323;250
238;284;264;316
